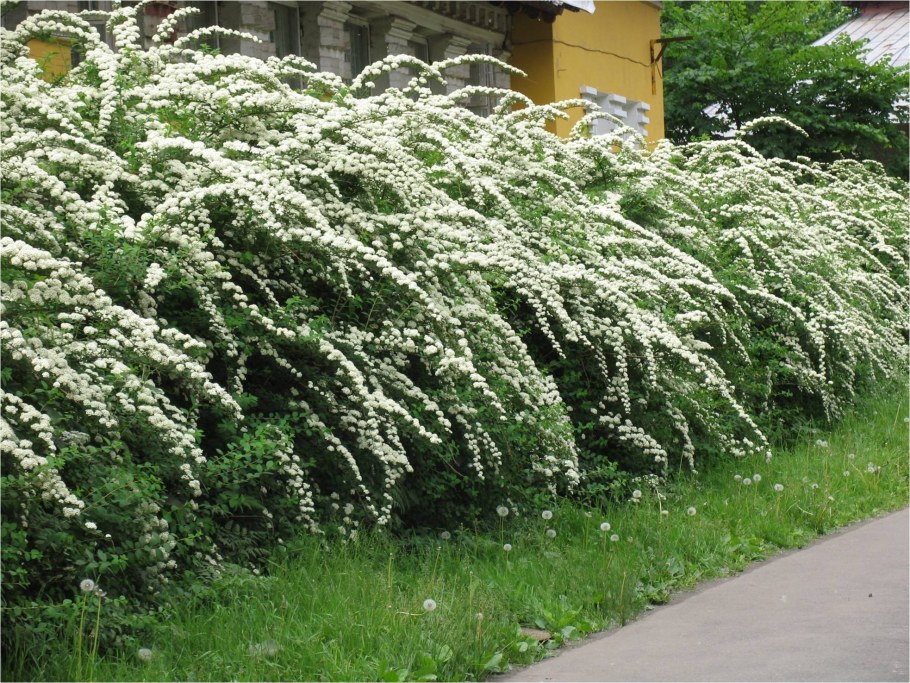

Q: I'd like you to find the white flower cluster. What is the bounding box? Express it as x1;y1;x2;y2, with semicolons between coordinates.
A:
1;7;906;605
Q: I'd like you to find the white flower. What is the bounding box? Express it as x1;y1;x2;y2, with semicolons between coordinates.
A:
84;521;97;530
686;506;697;517
660;509;669;516
610;534;619;542
541;510;553;520
423;598;437;612
79;579;95;593
137;647;153;662
843;471;850;477
815;440;829;448
599;522;611;532
503;543;512;552
846;453;855;460
496;505;509;518
773;483;784;492
545;528;556;538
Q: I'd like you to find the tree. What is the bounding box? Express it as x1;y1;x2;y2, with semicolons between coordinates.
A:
661;0;909;177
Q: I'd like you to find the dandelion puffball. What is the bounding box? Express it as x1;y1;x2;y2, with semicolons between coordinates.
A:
610;534;619;542
545;528;556;538
632;489;642;499
752;474;762;482
496;505;509;518
773;483;784;492
600;522;611;532
686;506;697;516
423;598;437;612
541;510;553;520
137;648;153;662
79;579;95;593
503;543;512;552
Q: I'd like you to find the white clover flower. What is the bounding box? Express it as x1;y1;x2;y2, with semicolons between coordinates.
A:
503;543;512;552
545;528;556;538
600;522;611;532
610;534;620;542
541;510;553;520
423;598;437;612
496;505;509;518
137;647;153;662
686;507;697;517
773;484;784;492
79;579;95;594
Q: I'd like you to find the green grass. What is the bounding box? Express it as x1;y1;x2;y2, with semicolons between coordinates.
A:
7;386;908;682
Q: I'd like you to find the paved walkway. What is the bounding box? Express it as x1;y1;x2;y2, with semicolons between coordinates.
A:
500;508;909;682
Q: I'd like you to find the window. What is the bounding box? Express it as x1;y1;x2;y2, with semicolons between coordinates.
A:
579;86;651;138
466;44;495;117
186;0;220;46
409;37;429;65
72;1;111;66
270;2;301;59
345;21;370;79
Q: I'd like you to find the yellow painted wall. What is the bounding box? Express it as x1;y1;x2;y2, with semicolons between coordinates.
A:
27;38;73;82
510;1;664;142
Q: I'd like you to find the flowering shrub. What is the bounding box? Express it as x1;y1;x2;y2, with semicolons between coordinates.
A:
1;3;906;632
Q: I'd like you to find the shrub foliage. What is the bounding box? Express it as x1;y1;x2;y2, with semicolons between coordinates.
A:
1;4;907;631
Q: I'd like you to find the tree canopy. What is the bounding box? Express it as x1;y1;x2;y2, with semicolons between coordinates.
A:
661;0;909;177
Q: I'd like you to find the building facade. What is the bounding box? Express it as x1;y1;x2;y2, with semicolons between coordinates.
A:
2;0;665;141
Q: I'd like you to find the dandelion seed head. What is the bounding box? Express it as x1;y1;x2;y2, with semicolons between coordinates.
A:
439;531;451;540
687;506;697;517
503;543;512;552
137;647;153;662
734;474;742;482
843;471;850;477
632;489;642;499
773;483;784;492
541;510;553;520
545;528;556;538
600;522;611;532
610;534;619;542
423;598;437;612
79;579;95;593
743;478;752;486
752;474;762;483
496;505;509;518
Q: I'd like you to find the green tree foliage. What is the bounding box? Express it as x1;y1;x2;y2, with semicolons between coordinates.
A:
662;0;910;177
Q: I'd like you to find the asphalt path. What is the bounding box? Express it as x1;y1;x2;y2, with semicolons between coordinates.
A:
499;508;909;682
